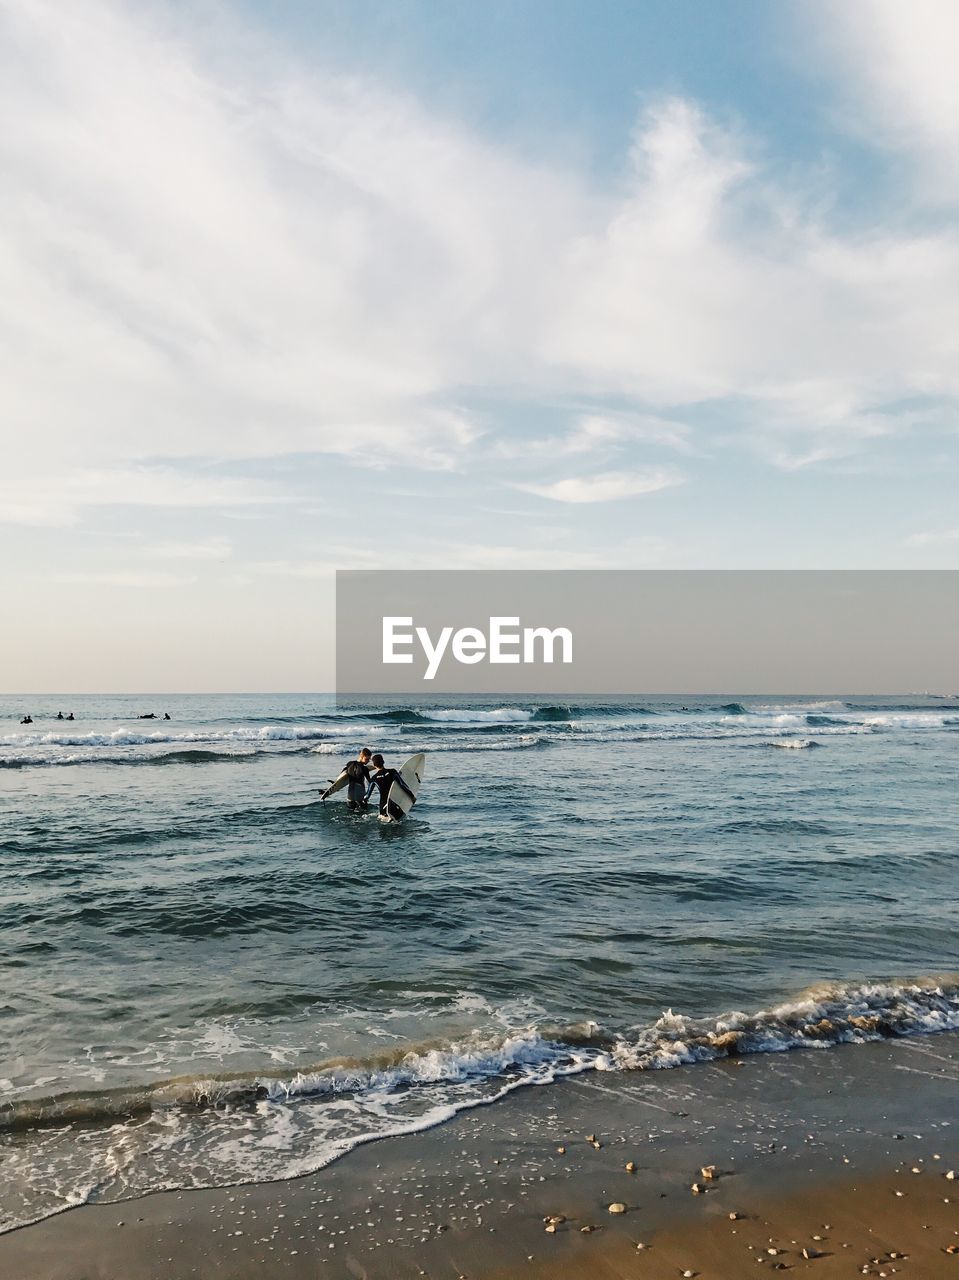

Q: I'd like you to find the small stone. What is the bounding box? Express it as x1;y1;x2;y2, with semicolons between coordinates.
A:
895;1190;905;1197
586;1134;597;1143
802;1247;819;1259
544;1223;557;1234
544;1215;565;1226
591;1140;602;1149
766;1247;780;1256
946;1243;959;1255
946;1170;957;1180
607;1202;626;1215
636;1242;647;1250
690;1182;703;1194
682;1271;695;1278
556;1146;565;1155
625;1161;637;1173
580;1224;594;1234
701;1165;717;1180
729;1211;740;1220
912;1167;922;1174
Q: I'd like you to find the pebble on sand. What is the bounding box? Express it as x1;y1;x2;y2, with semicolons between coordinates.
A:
690;1182;704;1194
607;1202;626;1215
625;1161;637;1173
701;1165;717;1180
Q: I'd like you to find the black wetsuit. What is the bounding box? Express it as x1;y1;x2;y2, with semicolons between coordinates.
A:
343;759;371;810
366;767;414;820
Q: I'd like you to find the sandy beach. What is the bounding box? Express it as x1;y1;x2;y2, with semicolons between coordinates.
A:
3;1032;957;1279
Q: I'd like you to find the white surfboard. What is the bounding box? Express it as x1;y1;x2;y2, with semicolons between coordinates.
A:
320;768;349;800
384;753;426;820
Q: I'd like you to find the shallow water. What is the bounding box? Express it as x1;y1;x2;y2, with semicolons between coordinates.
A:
1;692;957;1230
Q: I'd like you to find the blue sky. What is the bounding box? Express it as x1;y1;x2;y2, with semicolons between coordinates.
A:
1;0;958;691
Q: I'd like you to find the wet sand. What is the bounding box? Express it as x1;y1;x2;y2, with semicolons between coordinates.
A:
2;1033;957;1279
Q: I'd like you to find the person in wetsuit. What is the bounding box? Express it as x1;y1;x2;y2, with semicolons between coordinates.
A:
365;753;415;821
324;748;373;810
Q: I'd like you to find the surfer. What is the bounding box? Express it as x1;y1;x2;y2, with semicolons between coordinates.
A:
326;747;373;811
365;753;415;821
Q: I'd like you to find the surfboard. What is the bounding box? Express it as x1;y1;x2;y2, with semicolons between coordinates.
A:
383;753;426;821
320;768;350;801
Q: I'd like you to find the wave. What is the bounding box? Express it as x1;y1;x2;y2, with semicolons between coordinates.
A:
5;976;956;1137
845;701;958;712
0;975;955;1235
765;738;821;749
607;975;959;1069
3;975;955;1140
0;726;349;750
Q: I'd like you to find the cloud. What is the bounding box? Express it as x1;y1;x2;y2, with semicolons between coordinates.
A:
0;0;561;493
515;468;684;504
254;535;671;573
50;571;197;588
1;0;958;534
141;536;233;560
493;413;694;461
905;527;959;547
818;0;959;194
0;467;286;526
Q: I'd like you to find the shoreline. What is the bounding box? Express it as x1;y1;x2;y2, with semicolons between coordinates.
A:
2;1031;957;1278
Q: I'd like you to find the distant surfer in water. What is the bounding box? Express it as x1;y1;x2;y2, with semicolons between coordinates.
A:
366;753;415;822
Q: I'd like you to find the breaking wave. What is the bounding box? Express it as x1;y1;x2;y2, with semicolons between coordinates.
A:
1;975;956;1235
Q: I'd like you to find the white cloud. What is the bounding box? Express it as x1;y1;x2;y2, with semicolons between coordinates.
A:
906;528;959;547
141;536;233;561
51;571;197;588
515;468;684;504
254;535;671;573
818;0;959;194
493;413;694;461
0;0;565;493
0;467;285;526
0;0;957;557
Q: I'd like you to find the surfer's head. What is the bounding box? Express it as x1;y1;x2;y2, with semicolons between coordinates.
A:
371;753;385;769
359;748;372;761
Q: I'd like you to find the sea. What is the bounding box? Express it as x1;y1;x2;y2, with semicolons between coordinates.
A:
1;692;958;1233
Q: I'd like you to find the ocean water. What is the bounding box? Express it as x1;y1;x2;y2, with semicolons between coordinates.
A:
1;692;958;1232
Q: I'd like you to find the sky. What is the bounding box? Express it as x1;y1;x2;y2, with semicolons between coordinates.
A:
1;0;958;692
